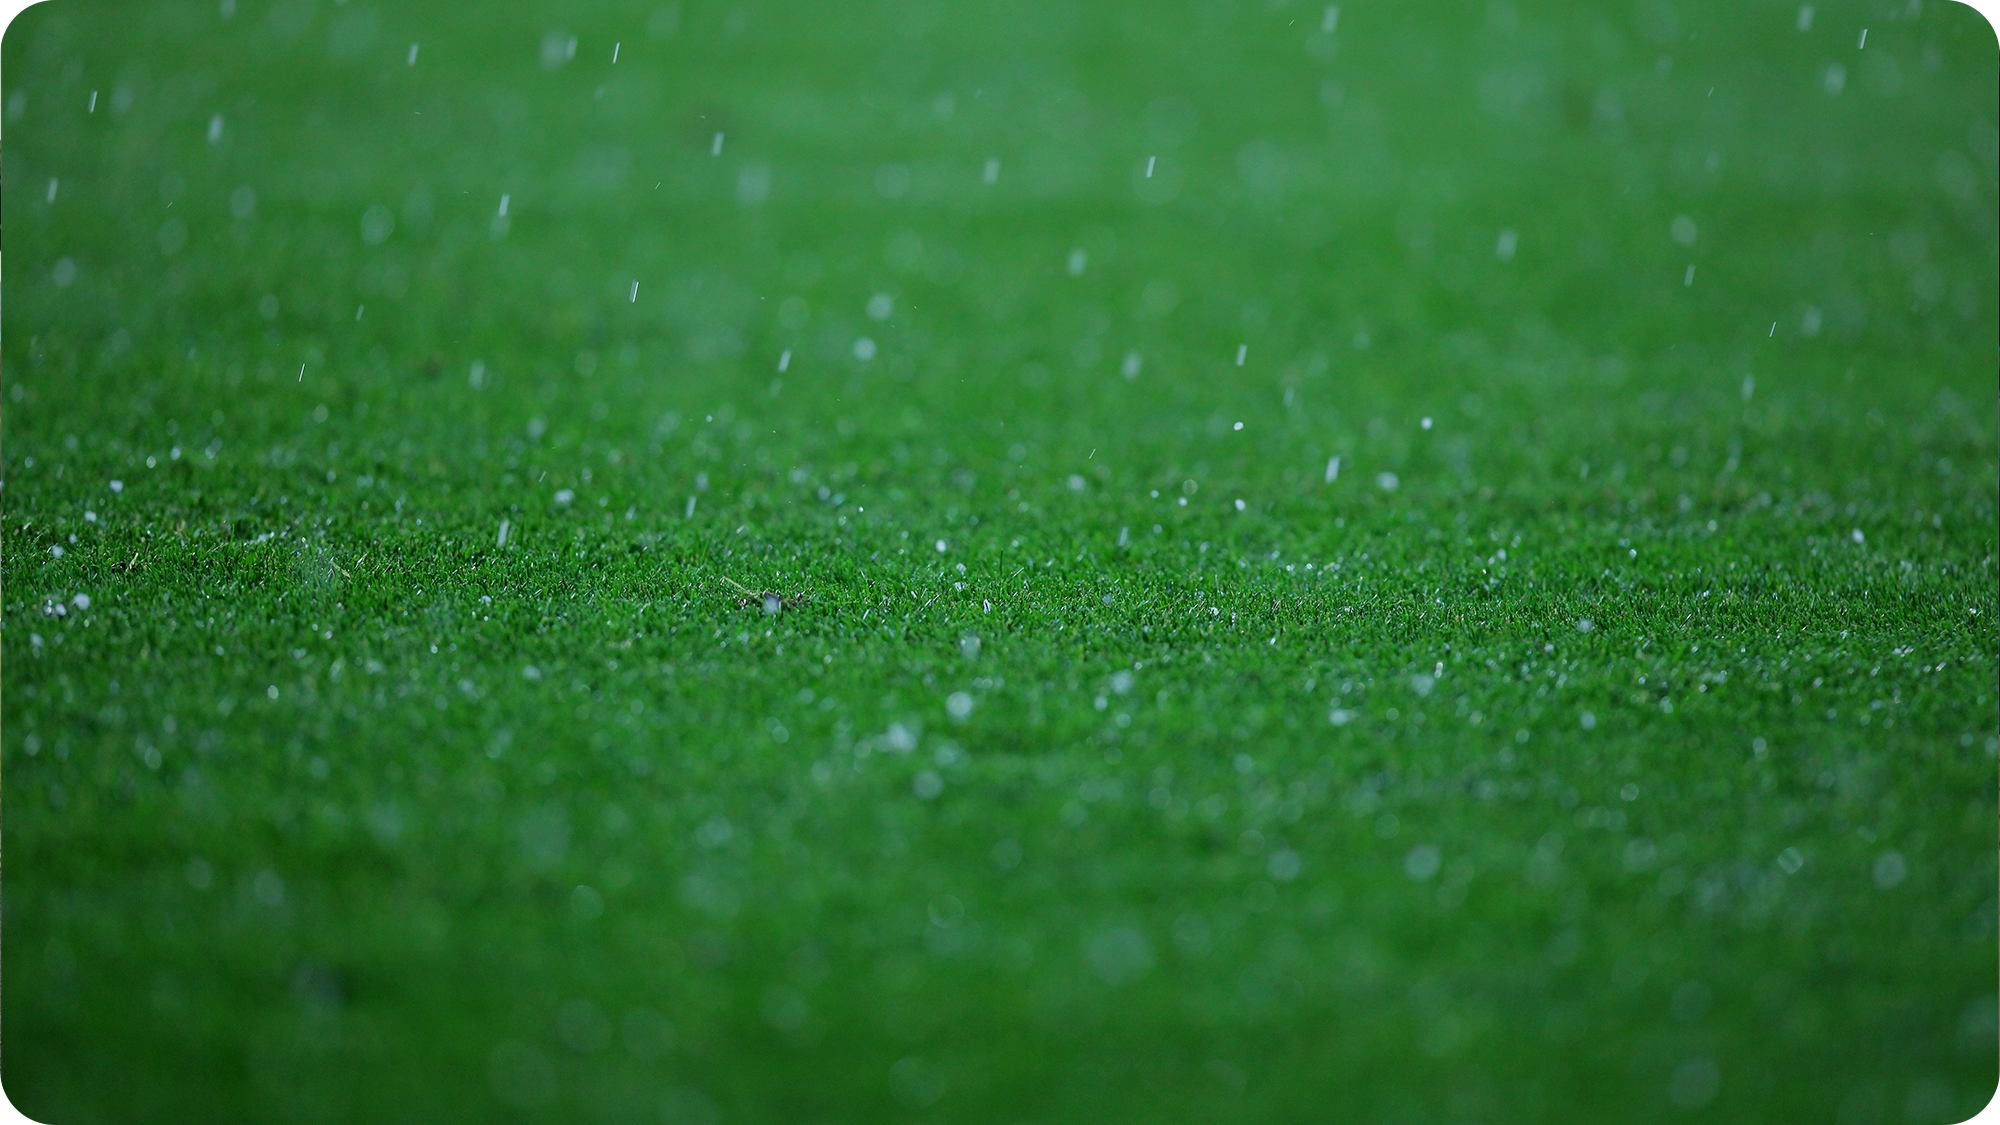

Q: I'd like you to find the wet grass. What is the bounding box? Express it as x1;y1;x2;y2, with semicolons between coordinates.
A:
3;1;1997;1122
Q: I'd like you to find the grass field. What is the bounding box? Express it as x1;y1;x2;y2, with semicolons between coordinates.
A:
3;0;1997;1122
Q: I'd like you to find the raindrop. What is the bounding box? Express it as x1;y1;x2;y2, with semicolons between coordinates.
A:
1268;849;1302;881
1404;844;1442;880
1086;926;1155;983
361;204;395;245
621;1008;677;1059
1872;851;1907;889
874;163;910;198
889;1056;949;1108
1666;1058;1720;1109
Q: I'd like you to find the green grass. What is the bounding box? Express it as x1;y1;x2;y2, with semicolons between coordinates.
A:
4;0;1997;1122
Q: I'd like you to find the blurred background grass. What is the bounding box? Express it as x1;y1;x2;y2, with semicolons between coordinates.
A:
3;0;1997;1122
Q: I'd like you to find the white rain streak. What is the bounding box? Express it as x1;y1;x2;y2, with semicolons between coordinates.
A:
685;495;698;518
497;519;511;548
630;281;640;303
1121;352;1142;379
207;114;224;143
407;43;419;65
983;158;1000;184
777;349;792;373
711;132;725;156
1145;156;1156;178
612;41;621;63
1797;4;1814;31
470;361;486;388
1322;5;1340;33
1496;228;1517;260
1684;265;1696;286
88;90;97;112
1067;249;1088;276
498;194;510;217
1325;456;1340;483
45;178;57;203
1235;344;1248;366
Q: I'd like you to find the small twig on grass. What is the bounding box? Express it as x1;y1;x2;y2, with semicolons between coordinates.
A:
717;574;801;614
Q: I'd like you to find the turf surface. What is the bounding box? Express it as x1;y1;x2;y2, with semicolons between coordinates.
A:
3;0;1998;1122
